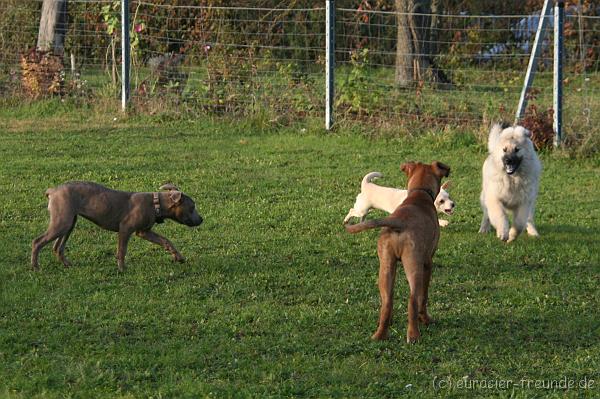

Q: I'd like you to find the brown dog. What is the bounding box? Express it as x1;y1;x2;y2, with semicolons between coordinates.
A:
31;182;203;271
344;161;450;343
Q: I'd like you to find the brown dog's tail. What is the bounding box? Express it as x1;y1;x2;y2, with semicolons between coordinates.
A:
344;218;405;234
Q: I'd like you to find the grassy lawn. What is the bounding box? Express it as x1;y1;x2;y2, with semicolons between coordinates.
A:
0;102;599;398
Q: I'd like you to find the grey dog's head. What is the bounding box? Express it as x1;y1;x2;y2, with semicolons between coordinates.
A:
160;184;203;227
173;194;203;227
490;124;532;175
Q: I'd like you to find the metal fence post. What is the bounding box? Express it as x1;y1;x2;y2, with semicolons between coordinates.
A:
553;0;564;146
515;0;552;123
325;0;335;130
121;0;130;111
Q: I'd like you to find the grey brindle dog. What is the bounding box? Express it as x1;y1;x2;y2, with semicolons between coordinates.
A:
31;182;202;271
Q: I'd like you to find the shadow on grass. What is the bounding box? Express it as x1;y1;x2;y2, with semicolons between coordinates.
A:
538;224;600;236
439;310;600;352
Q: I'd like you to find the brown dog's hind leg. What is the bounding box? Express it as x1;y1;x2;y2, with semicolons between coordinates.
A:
52;216;77;267
372;243;397;341
418;260;433;326
403;259;424;344
135;230;185;263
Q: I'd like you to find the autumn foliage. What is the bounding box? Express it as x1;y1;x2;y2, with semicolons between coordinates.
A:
20;48;64;99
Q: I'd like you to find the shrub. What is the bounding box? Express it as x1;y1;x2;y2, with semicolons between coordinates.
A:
20;48;64;99
521;104;555;151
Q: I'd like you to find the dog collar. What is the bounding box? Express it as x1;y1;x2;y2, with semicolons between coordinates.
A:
409;188;436;202
153;193;163;221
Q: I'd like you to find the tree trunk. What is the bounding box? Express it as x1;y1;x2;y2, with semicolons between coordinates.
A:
37;0;68;55
395;0;448;87
395;2;413;87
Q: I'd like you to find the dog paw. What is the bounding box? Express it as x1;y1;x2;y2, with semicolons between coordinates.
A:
406;329;421;344
57;255;72;267
508;228;522;242
371;330;389;341
438;220;449;227
419;314;434;326
496;230;509;241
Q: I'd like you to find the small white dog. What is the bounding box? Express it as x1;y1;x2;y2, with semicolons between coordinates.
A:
479;123;542;242
343;172;455;226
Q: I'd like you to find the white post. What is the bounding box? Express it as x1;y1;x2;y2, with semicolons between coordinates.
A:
70;52;76;75
121;0;130;111
515;0;552;123
325;0;335;130
553;1;564;146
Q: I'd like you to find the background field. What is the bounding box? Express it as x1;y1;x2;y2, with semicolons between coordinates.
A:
0;102;599;398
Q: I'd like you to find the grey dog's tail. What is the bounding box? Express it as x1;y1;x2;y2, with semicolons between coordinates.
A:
360;172;383;191
345;217;405;234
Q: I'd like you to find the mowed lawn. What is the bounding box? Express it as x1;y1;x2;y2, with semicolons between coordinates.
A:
0;104;599;398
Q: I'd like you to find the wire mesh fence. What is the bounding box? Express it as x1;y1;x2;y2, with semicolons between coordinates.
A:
129;2;326;117
1;0;126;99
335;6;599;138
1;1;598;145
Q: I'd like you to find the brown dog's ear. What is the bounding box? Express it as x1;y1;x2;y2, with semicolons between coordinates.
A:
401;162;417;177
441;180;451;190
169;190;182;205
432;161;451;178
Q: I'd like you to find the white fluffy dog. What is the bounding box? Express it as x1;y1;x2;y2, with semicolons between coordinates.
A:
479;123;542;242
343;172;454;226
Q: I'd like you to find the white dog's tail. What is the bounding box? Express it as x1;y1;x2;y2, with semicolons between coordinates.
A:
361;172;383;191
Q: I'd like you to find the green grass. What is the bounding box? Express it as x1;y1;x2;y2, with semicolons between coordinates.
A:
0;103;599;398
